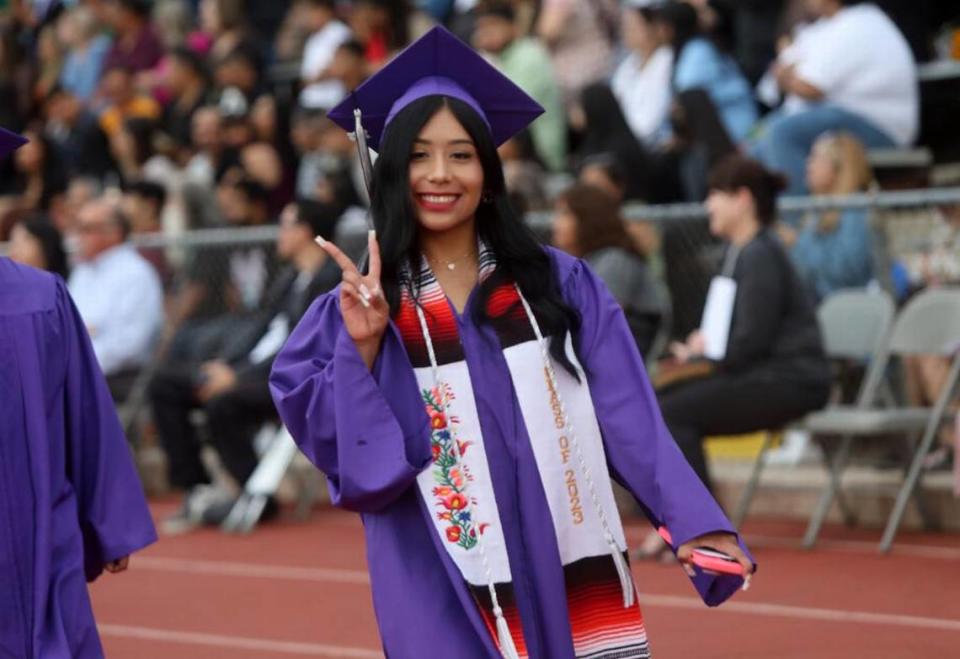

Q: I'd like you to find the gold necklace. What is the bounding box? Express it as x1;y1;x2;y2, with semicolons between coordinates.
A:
427;250;477;272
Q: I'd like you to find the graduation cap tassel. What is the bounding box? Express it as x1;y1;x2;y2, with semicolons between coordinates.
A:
351;108;376;231
352;108;375;193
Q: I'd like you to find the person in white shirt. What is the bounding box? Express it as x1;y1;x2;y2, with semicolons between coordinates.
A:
750;0;918;195
68;197;164;394
611;0;673;148
298;0;353;110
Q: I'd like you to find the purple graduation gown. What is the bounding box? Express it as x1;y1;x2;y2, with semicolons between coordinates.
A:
0;258;157;658
270;249;749;658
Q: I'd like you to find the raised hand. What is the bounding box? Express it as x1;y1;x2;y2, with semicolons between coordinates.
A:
317;230;389;369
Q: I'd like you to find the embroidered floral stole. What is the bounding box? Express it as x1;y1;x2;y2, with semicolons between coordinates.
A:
394;249;651;659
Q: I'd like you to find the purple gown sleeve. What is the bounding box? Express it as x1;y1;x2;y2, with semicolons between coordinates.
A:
269;291;432;512
563;259;753;606
57;281;157;582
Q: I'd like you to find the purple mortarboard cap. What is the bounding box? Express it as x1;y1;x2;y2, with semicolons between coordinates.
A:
0;127;27;160
327;26;544;152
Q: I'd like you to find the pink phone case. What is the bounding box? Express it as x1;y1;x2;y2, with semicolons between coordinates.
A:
691;548;744;576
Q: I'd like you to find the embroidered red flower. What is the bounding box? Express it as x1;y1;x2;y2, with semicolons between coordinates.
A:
431;444;442;461
429;409;448;430
443;493;468;511
446;526;461;542
456;440;472;456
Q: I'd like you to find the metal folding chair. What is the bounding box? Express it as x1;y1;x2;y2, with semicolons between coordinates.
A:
222;425;319;533
801;288;960;552
731;289;896;527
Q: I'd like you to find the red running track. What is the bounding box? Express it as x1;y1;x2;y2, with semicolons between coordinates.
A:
91;501;960;658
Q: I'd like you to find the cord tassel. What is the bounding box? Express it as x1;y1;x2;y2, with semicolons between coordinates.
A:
609;540;635;608
494;606;521;659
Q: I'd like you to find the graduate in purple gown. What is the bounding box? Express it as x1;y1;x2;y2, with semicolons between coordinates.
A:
270;27;755;659
0;128;157;658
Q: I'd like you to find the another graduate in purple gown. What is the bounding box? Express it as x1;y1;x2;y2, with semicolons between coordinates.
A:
0;128;157;658
270;28;754;659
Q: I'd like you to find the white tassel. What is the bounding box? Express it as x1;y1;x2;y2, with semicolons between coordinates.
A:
609;539;635;608
494;607;521;659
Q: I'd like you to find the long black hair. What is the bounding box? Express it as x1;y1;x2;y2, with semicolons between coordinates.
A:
19;214;69;280
370;95;580;373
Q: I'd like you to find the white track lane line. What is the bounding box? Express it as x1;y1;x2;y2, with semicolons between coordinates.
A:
131;557;960;633
742;534;960;560
98;624;382;657
637;594;960;633
135;556;370;583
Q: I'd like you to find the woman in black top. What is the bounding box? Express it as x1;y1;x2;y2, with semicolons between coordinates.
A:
659;155;831;492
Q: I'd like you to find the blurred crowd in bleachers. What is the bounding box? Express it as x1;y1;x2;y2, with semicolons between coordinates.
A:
3;0;960;526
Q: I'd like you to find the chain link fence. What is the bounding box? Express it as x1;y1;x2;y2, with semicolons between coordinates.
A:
4;187;960;348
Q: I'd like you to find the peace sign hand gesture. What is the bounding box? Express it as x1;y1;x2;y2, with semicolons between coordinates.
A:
317;230;389;369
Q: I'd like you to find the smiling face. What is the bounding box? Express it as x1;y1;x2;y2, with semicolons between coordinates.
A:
407;106;485;235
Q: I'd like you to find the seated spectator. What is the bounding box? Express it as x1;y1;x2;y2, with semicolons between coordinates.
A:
198;0;255;63
101;0;164;74
44;86;116;181
574;82;682;203
655;2;757;143
150;199;342;532
349;0;430;70
611;0;673;148
183;105;223;192
578;154;663;265
326;39;369;93
212;46;265;104
534;0;615;110
779;132;875;301
655;155;830;498
897;203;960;474
98;66;162;140
57;5;111;103
498;129;549;213
123;179;174;287
751;0;918;195
68;197;164;398
162;47;210;152
298;0;353;111
33;24;64;106
135;0;195;105
110;116;165;183
7;214;69;280
552;183;665;357
472;1;567;171
165;177;277;363
214;90;289;213
0;128;68;240
292;109;340;203
669;87;739;201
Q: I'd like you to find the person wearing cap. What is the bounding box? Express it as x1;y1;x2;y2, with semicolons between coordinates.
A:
271;27;754;659
0;128;157;657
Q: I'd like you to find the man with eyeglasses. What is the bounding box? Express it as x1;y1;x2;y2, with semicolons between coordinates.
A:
68;195;164;399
